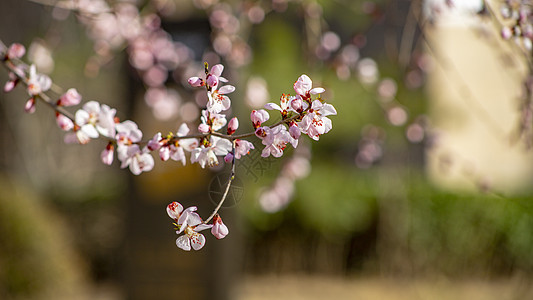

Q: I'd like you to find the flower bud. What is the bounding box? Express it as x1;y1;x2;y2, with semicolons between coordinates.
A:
251;109;269;129
56;112;74;131
198;123;210;133
206;74;218;88
24;98;36;114
58;88;82;106
289;122;301;140
211;214;229;239
224;152;234;163
101;143;114;165
7;43;25;59
291;97;304;113
187;76;204;87
227;117;239;135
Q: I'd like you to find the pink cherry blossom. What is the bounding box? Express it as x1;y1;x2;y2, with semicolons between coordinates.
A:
259;125;296;158
101;143;114;165
289;121;301;140
234;139;254;159
117;144;154;175
24;98;36;114
75;101;117;143
26;65;51;96
264;94;297;117
147;132;162;151
201;109;227;132
211;214;229;239
175;207;213;251
293;74;325;101
188;76;204;87
57;88;82;106
4;72;19;92
56;112;74;131
250;109;269;129
207;84;234;113
115;120;142;146
227;117;239;135
6;43;26;59
297;100;337;141
191;136;232;168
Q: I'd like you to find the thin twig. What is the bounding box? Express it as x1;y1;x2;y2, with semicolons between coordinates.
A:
204;139;237;224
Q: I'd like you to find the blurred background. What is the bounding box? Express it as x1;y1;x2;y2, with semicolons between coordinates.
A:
1;0;533;299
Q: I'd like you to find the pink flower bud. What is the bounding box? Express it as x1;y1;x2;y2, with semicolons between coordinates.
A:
291;97;303;113
198;123;210;133
224;152;234;163
251;109;269;129
227;117;239;135
289;122;301;140
188;76;204;87
501;27;512;40
4;79;16;92
56;112;74;131
159;146;170;161
7;43;25;59
147;133;162;151
206;74;218;88
58;88;82;106
24;98;36;114
211;214;229;239
101;143;114;165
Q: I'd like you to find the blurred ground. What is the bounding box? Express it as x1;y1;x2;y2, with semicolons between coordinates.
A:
235;275;533;300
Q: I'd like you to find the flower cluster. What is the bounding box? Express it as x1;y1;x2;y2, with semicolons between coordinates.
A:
167;201;228;251
1;41;336;250
500;0;533;50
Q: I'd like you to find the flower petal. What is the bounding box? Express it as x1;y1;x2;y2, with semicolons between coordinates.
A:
176;235;191;251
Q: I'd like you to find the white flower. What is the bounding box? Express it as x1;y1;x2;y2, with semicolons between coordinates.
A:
207;85;234;113
26;65;51;96
117;144;154;175
298;100;337;141
175;207;213;251
191;136;232;168
75;101;117;143
234;139;254;159
293;74;325;100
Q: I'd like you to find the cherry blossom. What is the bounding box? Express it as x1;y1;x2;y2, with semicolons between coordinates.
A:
298;100;337;141
117;144;154;175
75;101;117;143
26;65;51;96
191;136;232;168
115;120;142;146
207;84;234;113
101;143;114;165
293;74;325;101
250;109;270;129
200;109;227;132
234;139;254;159
5;43;26;60
175;207;213;251
264;93;298;118
56;113;74;131
259;125;296;158
227;117;239;135
57;88;82;106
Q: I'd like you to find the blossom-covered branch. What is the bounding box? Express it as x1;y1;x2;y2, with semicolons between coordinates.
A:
1;40;336;251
